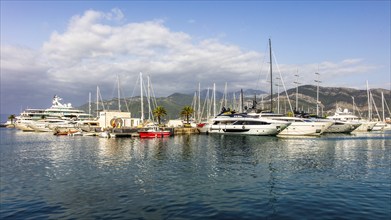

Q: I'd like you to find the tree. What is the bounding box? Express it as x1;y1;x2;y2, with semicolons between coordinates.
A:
181;106;194;125
153;106;167;126
8;114;16;124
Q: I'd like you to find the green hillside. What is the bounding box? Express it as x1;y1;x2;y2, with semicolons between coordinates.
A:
79;85;391;120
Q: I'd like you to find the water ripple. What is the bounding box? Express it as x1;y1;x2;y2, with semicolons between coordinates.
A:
1;129;390;219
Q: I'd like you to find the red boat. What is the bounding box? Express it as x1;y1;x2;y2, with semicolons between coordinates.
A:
138;127;171;138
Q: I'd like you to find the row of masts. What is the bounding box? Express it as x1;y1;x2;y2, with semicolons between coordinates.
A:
91;72;159;123
87;38;389;123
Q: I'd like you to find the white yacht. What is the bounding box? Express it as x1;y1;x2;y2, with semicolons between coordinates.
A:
208;113;291;136
28;118;71;132
14;95;93;131
323;120;362;134
371;121;387;131
14;109;47;131
327;108;377;132
45;95;91;120
307;116;362;134
14;119;35;131
274;117;332;137
249;113;333;137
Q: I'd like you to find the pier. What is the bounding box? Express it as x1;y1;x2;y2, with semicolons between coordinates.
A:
173;127;200;135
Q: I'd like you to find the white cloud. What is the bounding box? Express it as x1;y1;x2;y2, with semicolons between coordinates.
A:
0;8;385;113
266;59;379;90
39;9;264;95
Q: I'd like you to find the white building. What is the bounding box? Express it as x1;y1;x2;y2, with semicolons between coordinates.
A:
98;111;141;128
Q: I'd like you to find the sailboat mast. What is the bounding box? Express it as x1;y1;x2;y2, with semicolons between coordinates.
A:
198;82;201;122
213;83;216;116
269;38;273;112
240;89;244;113
117;75;121;112
147;76;151;120
224;82;228;107
89;92;91;118
206;87;210;119
352;96;355;115
382;92;385;122
96;86;99;117
140;72;144;122
366;81;371;120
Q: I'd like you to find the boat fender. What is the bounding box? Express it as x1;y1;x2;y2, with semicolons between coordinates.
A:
115;118;123;128
110;118;117;128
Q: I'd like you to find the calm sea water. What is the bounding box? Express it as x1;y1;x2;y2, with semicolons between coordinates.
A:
1;128;390;219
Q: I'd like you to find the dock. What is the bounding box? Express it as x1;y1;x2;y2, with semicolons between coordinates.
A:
173;127;200;135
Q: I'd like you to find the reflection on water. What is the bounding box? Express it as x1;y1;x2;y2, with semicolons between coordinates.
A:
1;129;390;219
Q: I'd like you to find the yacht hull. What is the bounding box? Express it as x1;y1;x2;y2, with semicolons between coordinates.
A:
325;121;361;133
276;121;333;137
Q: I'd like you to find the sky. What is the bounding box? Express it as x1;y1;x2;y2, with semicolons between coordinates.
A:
1;1;390;114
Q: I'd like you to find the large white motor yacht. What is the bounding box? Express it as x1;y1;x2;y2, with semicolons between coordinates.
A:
208;113;291;136
14;95;93;131
248;113;333;137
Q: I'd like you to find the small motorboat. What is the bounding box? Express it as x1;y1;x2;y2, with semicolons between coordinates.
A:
138;126;171;138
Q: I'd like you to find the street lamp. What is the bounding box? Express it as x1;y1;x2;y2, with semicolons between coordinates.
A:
315;72;321;116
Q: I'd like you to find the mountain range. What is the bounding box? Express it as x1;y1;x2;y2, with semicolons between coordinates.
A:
78;85;390;121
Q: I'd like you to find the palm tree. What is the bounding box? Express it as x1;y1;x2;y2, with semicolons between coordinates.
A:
8;114;16;124
181;105;194;126
153;106;167;126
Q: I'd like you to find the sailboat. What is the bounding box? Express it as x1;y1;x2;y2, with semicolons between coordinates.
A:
138;126;171;138
371;91;391;131
137;73;172;138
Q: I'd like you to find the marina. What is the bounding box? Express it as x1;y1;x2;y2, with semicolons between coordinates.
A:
1;2;390;219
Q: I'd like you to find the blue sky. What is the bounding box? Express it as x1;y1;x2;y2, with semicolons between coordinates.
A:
1;1;390;114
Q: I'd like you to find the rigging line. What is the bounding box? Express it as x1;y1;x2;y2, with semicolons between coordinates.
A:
142;76;153;122
353;100;363;118
191;91;197;120
200;88;210;120
370;91;382;121
149;77;158;110
384;96;391;116
97;86;106;111
149;77;159;123
110;77;117;103
146;76;152;121
255;42;269;91
119;85;130;112
129;75;140;107
272;51;293;113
